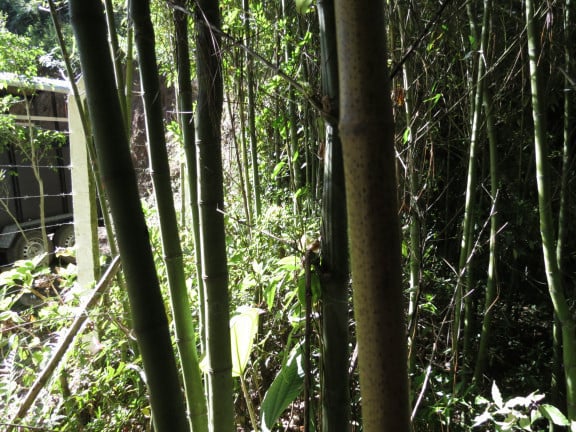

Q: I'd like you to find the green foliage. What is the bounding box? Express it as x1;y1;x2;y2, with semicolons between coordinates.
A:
222;199;320;428
0;255;52;305
260;343;305;432
0;0;45;35
0;14;43;76
0;0;72;71
0;259;149;431
473;382;570;431
0;120;66;156
294;0;314;15
1;0;574;430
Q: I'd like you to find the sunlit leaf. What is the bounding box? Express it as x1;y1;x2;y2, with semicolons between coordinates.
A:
491;381;503;408
271;161;286;179
401;240;409;258
505;396;530;408
291;150;299;163
230;307;263;377
472;411;492;427
276;256;300;271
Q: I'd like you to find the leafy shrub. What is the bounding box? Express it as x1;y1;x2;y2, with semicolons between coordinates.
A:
473;382;569;431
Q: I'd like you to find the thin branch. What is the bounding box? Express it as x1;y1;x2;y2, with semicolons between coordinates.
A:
389;0;454;79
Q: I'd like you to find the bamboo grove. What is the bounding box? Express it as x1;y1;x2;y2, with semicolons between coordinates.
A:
0;0;574;431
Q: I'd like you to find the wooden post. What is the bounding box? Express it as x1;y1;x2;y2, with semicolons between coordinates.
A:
68;79;100;287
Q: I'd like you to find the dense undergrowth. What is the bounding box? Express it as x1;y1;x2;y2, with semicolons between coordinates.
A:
1;1;574;430
0;194;570;431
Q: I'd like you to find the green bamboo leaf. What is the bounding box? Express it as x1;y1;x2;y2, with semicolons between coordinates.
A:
261;345;304;432
291;150;300;163
230;307;262;377
402;127;411;145
271;161;286;179
539;404;569;426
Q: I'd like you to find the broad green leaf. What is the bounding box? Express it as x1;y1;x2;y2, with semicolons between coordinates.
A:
517;415;532;430
200;307;262;377
230;307;263;377
539;404;569;426
530;408;543;425
491;381;503;408
261;345;304;432
276;255;300;271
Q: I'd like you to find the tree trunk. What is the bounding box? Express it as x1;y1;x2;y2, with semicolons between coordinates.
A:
103;0;127;126
243;0;262;219
236;61;254;225
553;0;576;405
227;87;252;225
470;0;499;384
473;75;499;383
131;1;208;431
525;0;576;419
393;1;422;373
69;1;189;430
317;0;351;430
194;0;235;429
173;0;207;355
453;1;488;378
334;1;410;430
